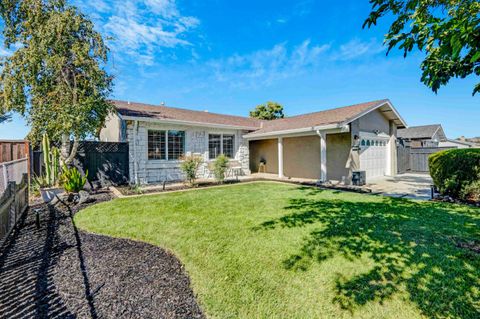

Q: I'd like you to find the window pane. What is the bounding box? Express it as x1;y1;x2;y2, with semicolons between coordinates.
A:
209;134;221;159
222;134;235;158
148;130;166;160
168;130;185;160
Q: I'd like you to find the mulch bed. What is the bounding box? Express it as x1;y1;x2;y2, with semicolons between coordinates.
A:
0;190;204;319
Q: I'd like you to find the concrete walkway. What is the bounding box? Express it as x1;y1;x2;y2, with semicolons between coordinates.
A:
366;173;433;200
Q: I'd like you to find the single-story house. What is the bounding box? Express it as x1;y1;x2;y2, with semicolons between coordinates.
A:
397;124;446;147
99;99;407;184
438;138;475;149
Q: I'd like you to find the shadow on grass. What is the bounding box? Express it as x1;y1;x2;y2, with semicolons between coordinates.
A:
258;192;480;318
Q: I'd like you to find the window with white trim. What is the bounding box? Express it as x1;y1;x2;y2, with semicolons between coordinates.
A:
148;130;185;160
208;133;235;159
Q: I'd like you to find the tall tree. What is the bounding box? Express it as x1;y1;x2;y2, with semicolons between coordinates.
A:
249;101;285;120
0;0;113;164
0;112;11;123
364;0;480;95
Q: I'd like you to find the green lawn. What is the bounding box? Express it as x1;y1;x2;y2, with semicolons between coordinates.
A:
75;182;480;318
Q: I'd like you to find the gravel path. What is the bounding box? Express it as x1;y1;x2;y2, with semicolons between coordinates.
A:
0;191;204;319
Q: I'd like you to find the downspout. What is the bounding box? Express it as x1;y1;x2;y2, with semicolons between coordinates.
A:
133;120;138;185
316;130;327;183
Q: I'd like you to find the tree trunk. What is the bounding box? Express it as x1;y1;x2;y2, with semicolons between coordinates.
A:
60;134;79;166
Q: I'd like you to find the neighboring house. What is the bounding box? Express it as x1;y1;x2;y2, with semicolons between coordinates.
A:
100;99;407;184
397;124;446;147
439;138;474;149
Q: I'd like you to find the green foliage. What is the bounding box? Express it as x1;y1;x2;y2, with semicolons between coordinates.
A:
180;154;203;186
0;112;10;123
429;148;480;198
0;0;113;147
364;0;480;95
460;180;480;202
41;133;61;187
61;165;87;193
249;101;285;120
213;154;229;183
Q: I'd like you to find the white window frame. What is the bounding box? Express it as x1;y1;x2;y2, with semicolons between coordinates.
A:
208;132;236;160
148;129;185;161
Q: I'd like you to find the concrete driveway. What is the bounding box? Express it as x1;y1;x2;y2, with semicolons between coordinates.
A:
366;173;433;200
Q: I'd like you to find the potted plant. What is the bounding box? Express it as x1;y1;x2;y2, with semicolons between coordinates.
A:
37;133;64;203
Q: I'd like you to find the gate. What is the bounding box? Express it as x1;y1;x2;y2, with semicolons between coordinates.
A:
397;144;410;174
75;141;129;186
33;141;129;186
409;147;453;172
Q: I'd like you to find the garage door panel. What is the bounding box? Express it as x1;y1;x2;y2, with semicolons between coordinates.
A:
359;137;387;180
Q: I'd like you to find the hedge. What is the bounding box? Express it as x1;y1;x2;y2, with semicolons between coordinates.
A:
428;148;480;198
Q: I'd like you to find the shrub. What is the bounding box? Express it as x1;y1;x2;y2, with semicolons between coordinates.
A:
460;180;480;202
180;154;203;186
62;166;88;193
213;154;229;183
429;148;480;198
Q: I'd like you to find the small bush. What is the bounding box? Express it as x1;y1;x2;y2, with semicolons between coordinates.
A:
180;154;203;186
460;180;480;202
429;148;480;198
213;154;229;183
62;166;88;193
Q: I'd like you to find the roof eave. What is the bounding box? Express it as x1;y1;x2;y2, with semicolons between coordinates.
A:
341;100;408;129
243;123;343;139
120;114;259;131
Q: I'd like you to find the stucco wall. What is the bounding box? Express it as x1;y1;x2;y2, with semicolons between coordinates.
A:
249;139;278;174
326;133;351;182
99;113;123;142
127;121;250;184
358;109;390;135
283;135;321;179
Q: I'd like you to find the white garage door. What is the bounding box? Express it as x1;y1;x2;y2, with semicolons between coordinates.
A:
359;136;388;180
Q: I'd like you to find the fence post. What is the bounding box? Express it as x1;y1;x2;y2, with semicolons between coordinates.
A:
2;164;7;190
8;181;16;230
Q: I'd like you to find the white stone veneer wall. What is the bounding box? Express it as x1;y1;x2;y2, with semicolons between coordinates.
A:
126;121;251;184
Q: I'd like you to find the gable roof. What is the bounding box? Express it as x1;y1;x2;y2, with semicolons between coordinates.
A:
114;100;261;130
397;124;446;141
112;99;407;136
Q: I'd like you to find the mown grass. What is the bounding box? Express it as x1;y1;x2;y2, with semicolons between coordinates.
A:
75;182;480;318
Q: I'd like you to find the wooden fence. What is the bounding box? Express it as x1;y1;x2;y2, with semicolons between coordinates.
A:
409;147;454;172
397;144;411;174
0;140;29;163
33;141;129;186
0;173;28;244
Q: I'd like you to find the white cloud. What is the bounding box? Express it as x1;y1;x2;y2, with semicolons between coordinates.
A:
333;38;385;61
208;40;330;89
75;0;199;65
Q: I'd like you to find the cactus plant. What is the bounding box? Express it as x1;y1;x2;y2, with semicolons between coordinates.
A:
42;133;52;185
41;133;61;187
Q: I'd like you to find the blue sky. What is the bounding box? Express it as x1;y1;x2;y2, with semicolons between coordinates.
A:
1;0;478;139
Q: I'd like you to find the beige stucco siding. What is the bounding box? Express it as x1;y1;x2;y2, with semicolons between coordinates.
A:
99;113;122;142
249;139;278;174
283;135;321;179
326;133;351;182
358;109;390;135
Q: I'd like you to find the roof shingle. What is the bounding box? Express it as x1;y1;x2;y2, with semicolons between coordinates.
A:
114;100;262;129
113;99;398;136
397;124;444;140
246;99;388;136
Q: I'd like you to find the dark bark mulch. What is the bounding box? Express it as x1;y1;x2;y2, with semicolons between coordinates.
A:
0;190;204;319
